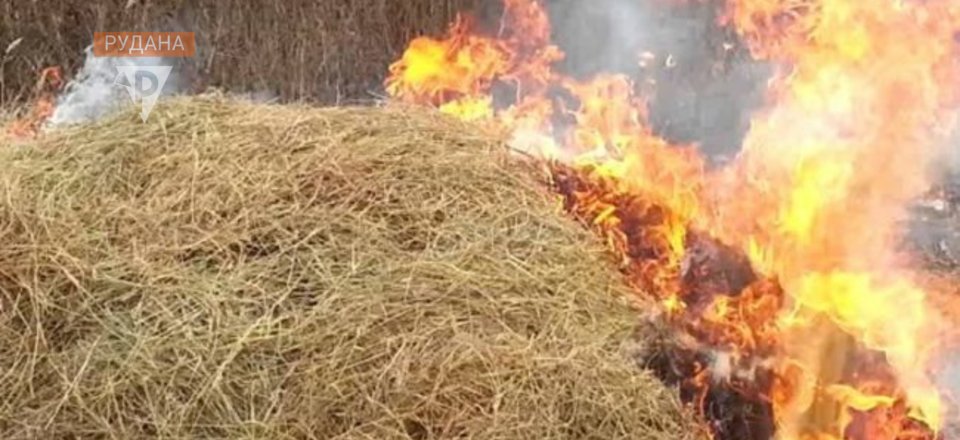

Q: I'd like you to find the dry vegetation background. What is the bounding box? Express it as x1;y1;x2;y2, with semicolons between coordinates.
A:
0;0;486;105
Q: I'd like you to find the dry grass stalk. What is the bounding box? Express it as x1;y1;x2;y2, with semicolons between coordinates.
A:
0;97;703;439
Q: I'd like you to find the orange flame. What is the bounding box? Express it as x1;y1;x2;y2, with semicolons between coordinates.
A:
5;66;63;139
720;0;960;437
386;0;960;438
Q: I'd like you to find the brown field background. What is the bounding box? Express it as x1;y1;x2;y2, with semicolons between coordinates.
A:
0;0;487;105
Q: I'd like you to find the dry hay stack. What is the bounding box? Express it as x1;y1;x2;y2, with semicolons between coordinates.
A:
0;97;702;439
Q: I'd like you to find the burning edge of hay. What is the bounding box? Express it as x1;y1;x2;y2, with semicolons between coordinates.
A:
0;97;705;439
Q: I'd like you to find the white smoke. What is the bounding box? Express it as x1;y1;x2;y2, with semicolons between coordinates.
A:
548;0;769;158
934;351;960;434
47;46;183;127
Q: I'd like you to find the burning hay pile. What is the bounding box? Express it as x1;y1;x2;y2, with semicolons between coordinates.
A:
382;0;960;438
4;0;960;437
0;97;705;439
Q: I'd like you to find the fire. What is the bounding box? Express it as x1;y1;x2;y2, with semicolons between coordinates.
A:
385;0;562;122
385;0;960;438
6;66;62;139
721;0;960;437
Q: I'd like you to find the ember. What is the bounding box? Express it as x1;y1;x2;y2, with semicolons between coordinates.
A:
385;0;960;438
551;162;940;439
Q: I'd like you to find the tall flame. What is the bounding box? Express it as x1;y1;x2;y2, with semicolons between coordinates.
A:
722;0;960;436
385;0;960;438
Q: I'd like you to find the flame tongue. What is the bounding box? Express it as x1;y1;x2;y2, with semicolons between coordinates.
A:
385;0;562;121
722;0;960;436
6;66;63;139
385;0;960;438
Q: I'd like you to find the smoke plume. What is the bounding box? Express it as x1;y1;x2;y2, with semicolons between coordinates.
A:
545;0;769;159
47;46;184;127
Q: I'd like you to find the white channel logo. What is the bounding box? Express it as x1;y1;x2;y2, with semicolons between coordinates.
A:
113;65;172;122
